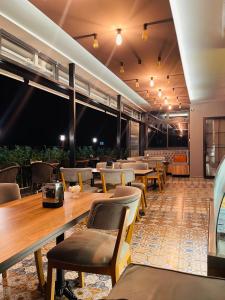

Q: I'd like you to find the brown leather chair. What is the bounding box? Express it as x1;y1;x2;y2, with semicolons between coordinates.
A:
46;186;141;300
0;165;20;183
31;162;54;192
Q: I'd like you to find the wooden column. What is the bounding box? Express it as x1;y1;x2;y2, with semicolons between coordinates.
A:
116;95;122;158
68;63;76;167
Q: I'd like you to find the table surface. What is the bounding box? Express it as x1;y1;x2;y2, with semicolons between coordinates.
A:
0;191;112;273
92;168;153;175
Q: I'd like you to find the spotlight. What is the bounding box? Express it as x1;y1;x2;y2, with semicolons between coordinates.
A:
93;34;99;48
116;28;123;46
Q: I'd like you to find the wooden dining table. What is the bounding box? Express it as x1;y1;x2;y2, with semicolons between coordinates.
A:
0;191;112;297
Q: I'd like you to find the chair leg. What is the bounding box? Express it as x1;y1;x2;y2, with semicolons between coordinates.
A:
140;193;146;214
78;271;85;288
46;263;55;300
127;254;132;264
143;191;147;208
34;249;45;292
111;265;120;287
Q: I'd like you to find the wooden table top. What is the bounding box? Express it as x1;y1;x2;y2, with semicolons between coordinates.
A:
92;168;153;176
0;192;112;272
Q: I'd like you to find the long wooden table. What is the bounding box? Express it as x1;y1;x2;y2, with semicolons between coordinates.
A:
0;191;112;275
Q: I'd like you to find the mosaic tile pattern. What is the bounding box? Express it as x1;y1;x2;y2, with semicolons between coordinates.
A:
0;177;213;299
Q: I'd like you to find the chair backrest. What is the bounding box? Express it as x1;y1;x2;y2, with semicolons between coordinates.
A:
121;169;135;185
0;165;20;183
0;183;21;204
100;168;124;185
87;186;141;230
31;162;54;184
96;162;107;170
121;162;148;170
60;167;93;182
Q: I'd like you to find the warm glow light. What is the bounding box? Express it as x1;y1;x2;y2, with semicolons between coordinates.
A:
167;75;170;83
92;137;98;143
158;89;162;97
160;104;162;110
164;97;168;105
157;56;161;66
120;62;125;73
168;104;172;110
146;90;150;98
135;79;139;88
150;77;154;87
142;24;148;41
93;34;99;49
179;103;182;109
116;29;123;46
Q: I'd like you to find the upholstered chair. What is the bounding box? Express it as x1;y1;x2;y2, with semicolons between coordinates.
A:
100;168;125;193
46;186;141;299
0;183;44;291
60;167;98;192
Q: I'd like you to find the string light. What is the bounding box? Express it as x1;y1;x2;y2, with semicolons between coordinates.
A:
120;62;125;73
158;89;162;97
93;34;99;48
116;29;123;46
135;79;139;88
142;24;148;41
150;77;154;87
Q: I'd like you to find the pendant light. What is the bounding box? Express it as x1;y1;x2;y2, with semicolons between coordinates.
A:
116;29;123;46
150;77;154;87
158;89;162;97
93;34;99;49
120;62;125;73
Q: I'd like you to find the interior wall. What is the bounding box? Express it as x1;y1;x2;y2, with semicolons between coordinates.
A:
190;101;225;177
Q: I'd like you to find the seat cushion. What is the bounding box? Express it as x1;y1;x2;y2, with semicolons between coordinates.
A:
107;264;225;300
131;182;145;191
47;229;116;267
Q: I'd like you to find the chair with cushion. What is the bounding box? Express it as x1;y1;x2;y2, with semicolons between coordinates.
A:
46;186;141;299
146;161;164;192
96;162;121;169
0;183;45;290
60;167;98;192
0;164;20;183
107;263;225;300
100;168;124;193
31;162;54;192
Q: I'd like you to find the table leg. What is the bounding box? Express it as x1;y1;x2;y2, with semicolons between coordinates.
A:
55;234;77;300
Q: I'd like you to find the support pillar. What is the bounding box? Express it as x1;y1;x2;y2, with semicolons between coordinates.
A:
116;95;122;158
68;63;76;167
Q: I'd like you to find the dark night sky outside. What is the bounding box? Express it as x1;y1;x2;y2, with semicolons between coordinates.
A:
0;75;127;148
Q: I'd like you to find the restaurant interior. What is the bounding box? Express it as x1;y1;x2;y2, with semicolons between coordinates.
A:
1;0;225;299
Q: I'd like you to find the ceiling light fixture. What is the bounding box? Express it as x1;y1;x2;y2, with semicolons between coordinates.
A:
141;18;173;41
154;99;157;105
142;23;148;41
177;96;179;102
164;97;168;105
150;77;154;87
173;87;175;93
179;103;182;109
158;89;162;97
93;34;99;49
146;90;150;98
120;61;125;73
160;104;162;110
167;75;170;83
157;56;161;66
116;28;123;46
168;104;172;110
135;79;139;88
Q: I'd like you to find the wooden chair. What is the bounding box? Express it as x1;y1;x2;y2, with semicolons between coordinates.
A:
146;162;164;192
46;186;141;300
31;162;54;192
0;183;45;291
100;168;125;193
60;167;98;192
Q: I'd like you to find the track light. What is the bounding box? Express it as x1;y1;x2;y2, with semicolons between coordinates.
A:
135;79;139;88
120;62;125;73
116;29;123;46
150;77;154;87
157;56;161;66
93;34;99;49
168;104;172;110
167;75;170;83
158;89;162;97
142;24;148;41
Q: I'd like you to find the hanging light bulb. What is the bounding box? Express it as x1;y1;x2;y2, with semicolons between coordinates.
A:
120;62;125;73
167;75;170;83
168;104;172;110
116;29;123;46
157;56;161;66
158;89;162;97
164;97;168;105
146;90;150;98
135;79;139;88
177;96;179;102
150;77;154;87
93;34;99;49
142;24;148;41
179;103;182;109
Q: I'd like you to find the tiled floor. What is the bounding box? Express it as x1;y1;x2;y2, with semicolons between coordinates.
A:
0;177;213;299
